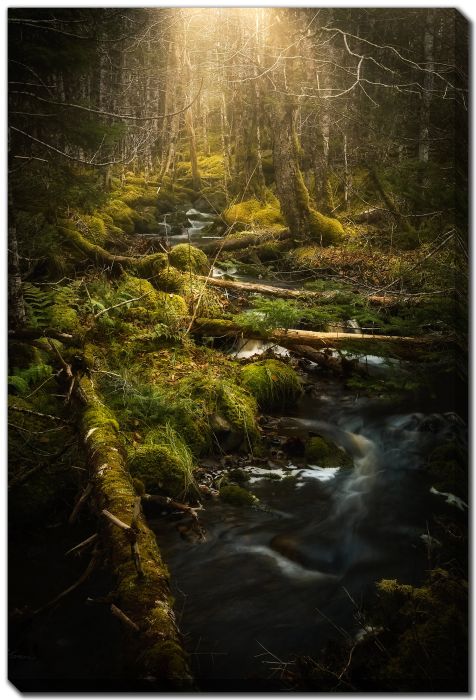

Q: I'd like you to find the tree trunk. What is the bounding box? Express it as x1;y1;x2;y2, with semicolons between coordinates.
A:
418;9;436;163
269;99;314;238
8;226;26;329
74;376;193;687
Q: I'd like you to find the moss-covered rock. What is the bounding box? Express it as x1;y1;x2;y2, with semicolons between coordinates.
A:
177;374;259;453
305;435;353;468
169;244;209;274
151;266;185;294
241;359;302;410
220;483;258;507
223;196;284;230
117;274;187;325
129;425;196;498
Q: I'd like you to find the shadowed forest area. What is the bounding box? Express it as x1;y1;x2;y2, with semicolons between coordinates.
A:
8;7;468;692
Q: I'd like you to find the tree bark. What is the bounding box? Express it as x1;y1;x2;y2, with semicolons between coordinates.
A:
8;226;27;329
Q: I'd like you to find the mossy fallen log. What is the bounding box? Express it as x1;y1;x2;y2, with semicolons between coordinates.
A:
74;376;193;688
200;227;293;254
191;318;445;356
198;275;404;306
61;223;167;277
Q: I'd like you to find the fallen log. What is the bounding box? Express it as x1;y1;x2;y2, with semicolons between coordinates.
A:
74;376;193;688
61;224;167;277
200;228;293;254
198;275;404;306
192;318;445;357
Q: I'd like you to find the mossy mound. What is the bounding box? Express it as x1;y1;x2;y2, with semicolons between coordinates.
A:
309;209;345;244
81;214;108;245
48;304;81;334
129;426;196;498
220;483;258;507
305;436;353;468
241;359;302;410
104;199;136;234
223;196;284;230
177;374;259;453
151;267;185;294
117;274;187;325
119;184;157;208
169;244;209;274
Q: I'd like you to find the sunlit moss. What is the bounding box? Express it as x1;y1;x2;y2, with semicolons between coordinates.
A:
223;195;284;230
169;244;209;274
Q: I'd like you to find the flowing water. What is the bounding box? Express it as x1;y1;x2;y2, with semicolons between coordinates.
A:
137;209;467;688
152;379;466;690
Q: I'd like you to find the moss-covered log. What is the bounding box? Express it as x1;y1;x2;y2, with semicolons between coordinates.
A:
200;227;293;254
198;275;406;306
191;317;445;356
61;224;167;277
75;376;193;688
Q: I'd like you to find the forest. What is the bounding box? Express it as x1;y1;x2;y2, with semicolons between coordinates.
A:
8;7;468;692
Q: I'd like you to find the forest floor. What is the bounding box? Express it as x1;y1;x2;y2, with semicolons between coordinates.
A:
8;164;468;691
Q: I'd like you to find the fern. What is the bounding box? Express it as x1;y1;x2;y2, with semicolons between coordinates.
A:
8;363;53;395
23;281;82;328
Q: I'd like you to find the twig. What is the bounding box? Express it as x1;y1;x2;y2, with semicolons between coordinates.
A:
65;533;98;556
9;405;71;424
110;603;140;632
32;546;99;617
68;482;93;524
94;294;147;318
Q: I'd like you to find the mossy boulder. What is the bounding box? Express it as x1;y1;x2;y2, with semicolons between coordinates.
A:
129;427;196;498
117;274;187;324
169;244;209;274
151;266;185;294
241;359;302;410
223;196;284;230
305;436;353;468
177;374;259;453
220;483;258;507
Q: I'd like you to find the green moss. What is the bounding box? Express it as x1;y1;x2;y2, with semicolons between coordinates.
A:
151;267;185;294
305;436;353;467
81;214;108;245
129;425;196;498
309;209;345;244
220;483;258;507
119;184;157;208
135;252;168;278
241;359;302;410
169;244;209;274
104;199;136;234
177;374;259;453
223;196;284;230
48;304;81;333
183;279;225;318
228;468;250;483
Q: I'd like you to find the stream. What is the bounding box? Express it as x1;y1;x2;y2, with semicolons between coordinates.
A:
152;380;465;690
9;209;466;691
145;210;468;690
